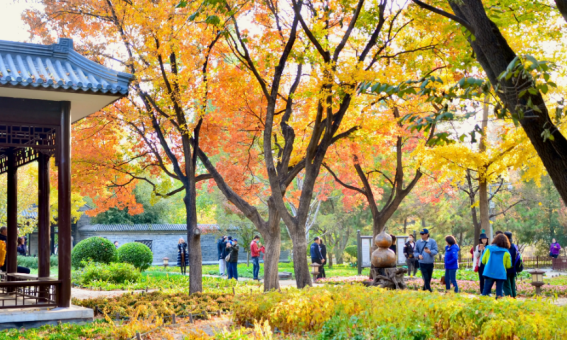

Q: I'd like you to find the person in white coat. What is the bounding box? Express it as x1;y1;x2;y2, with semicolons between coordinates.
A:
472;233;489;294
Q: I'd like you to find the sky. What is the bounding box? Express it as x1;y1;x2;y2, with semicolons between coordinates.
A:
0;1;41;42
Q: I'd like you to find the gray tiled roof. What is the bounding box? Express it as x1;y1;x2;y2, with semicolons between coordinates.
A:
0;38;132;95
80;224;219;232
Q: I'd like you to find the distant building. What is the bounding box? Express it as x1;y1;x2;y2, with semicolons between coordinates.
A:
27;211;289;265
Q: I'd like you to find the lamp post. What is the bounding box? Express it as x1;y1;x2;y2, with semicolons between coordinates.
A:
528;269;545;296
311;263;320;282
163;257;169;271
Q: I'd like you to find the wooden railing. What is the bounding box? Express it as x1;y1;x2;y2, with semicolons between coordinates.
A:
0;272;61;309
433;255;553;270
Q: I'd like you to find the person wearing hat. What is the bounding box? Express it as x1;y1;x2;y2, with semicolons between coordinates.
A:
472;232;490;294
403;234;418;277
226;238;240;280
414;228;438;292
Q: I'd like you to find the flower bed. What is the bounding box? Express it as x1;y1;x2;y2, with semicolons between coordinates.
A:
317;276;370;285
232;285;567;339
74;291;234;319
406;278;567;297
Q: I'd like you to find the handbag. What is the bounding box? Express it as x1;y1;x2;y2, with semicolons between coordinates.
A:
225;254;231;262
440;275;446;285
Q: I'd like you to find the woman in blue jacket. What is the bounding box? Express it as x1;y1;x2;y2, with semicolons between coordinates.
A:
481;234;512;298
444;235;460;293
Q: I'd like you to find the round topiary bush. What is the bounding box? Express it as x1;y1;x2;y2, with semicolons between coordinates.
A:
118;242;153;272
72;237;117;268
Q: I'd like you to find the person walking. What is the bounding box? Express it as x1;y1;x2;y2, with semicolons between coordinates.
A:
17;237;26;256
503;231;519;298
481;234;512;298
319;239;328;278
550;239;561;258
250;235;265;281
310;237;325;279
403;235;418;277
177;238;189;275
472;233;489;294
414;228;438;292
218;236;227;276
444;235;459;293
226;239;240;280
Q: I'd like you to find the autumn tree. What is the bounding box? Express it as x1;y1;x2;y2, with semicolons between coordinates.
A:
24;0;231;293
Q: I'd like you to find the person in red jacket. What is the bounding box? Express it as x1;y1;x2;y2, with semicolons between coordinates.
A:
250;235;265;281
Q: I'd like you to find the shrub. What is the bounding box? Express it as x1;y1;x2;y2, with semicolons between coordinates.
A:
17;255;58;269
344;245;357;259
71;237;116;268
117;242;153;271
72;261;141;286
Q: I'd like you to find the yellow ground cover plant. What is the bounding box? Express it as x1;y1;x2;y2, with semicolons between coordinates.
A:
232;285;567;339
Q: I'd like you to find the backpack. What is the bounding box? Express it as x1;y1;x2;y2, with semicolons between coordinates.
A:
513;244;524;273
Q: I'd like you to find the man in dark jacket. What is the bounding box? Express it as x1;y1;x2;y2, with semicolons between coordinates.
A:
503;231;518;298
319;239;327;278
217;236;227;276
310;237;325;279
403;235;418;277
226;239;239;280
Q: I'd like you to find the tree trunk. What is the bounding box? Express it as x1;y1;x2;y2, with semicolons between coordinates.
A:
184;187;202;294
478;97;490;242
555;0;567;22
262;227;281;291
247;252;250;267
328;252;333;268
479;182;490;240
290;232;312;288
403;217;408;233
446;0;567;205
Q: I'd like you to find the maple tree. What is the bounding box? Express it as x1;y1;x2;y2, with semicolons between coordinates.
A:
197;0;454;288
23;0;233;293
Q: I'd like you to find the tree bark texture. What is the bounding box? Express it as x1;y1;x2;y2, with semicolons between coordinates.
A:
290;231;312;288
185;188;203;294
444;0;567;204
556;0;567;22
478;99;490;241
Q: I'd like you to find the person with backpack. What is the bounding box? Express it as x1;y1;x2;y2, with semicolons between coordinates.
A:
481;234;512;298
444;235;459;293
472;233;489;294
503;231;521;298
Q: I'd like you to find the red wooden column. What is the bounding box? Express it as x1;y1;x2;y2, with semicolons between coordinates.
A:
38;153;51;279
57;102;71;308
6;148;18;274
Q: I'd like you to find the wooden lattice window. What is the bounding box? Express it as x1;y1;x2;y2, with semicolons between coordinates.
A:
135;240;153;252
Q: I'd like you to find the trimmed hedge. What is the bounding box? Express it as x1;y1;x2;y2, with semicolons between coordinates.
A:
17;255;58;269
117;242;153;271
71;237;117;268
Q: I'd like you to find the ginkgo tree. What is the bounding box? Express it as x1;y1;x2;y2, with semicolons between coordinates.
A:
410;0;567;204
